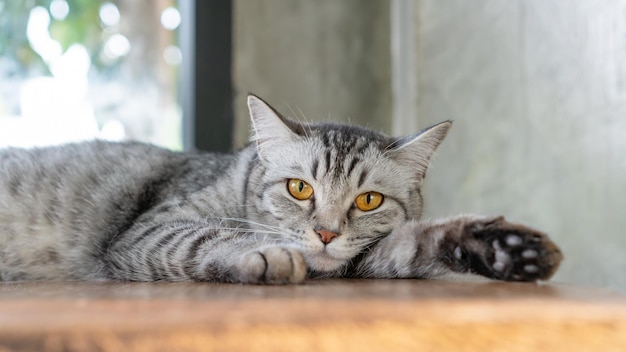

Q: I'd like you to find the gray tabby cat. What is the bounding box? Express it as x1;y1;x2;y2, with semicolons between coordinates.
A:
0;95;562;283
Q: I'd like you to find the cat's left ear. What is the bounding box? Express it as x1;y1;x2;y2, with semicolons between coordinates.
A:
247;94;302;161
388;120;452;179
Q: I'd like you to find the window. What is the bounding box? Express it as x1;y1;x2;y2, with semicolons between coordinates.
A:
0;0;182;150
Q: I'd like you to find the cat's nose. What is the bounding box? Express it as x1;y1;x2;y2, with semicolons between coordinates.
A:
314;226;339;244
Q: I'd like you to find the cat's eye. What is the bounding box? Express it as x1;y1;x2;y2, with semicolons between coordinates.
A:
355;192;384;211
287;179;314;200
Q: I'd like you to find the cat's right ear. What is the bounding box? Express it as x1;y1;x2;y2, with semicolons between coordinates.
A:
247;94;300;161
388;120;452;180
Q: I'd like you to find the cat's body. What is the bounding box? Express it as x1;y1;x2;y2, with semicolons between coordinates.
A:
0;96;562;283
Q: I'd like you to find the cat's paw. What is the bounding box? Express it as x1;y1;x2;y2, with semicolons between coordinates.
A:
237;247;307;284
449;216;563;282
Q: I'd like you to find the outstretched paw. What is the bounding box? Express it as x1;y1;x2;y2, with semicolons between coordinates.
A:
451;216;563;282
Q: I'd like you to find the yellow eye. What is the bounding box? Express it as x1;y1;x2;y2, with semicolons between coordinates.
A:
287;179;314;200
355;192;384;211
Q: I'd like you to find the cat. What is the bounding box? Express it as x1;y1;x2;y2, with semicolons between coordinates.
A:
0;95;562;284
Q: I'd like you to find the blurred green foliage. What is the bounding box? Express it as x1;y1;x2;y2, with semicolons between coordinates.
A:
0;0;108;71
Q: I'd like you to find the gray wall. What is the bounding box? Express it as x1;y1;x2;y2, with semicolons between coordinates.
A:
414;0;626;290
233;0;391;147
233;0;626;291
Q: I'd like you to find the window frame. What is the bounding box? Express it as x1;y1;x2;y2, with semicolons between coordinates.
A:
179;0;233;152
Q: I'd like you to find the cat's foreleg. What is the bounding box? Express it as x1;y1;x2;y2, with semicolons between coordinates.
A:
350;215;563;282
104;220;306;284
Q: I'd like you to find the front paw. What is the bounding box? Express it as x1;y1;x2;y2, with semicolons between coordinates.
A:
451;216;563;282
236;247;307;284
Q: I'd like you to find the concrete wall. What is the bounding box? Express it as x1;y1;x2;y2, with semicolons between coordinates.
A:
233;0;391;147
415;0;626;290
233;0;626;290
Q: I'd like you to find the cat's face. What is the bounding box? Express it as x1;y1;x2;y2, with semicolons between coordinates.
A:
246;95;451;273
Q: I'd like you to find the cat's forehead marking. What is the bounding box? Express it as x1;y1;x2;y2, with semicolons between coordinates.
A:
312;124;389;151
305;124;390;183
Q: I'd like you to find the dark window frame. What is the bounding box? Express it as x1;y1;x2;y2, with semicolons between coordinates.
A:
179;0;233;152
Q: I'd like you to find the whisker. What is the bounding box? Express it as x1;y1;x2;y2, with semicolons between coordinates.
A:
295;105;308;123
285;102;300;121
214;217;283;232
208;228;284;236
294;106;314;139
282;102;309;138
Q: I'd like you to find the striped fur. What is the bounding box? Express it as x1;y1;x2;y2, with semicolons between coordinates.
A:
0;95;562;283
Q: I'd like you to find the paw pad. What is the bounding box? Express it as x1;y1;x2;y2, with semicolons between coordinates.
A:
490;239;512;272
522;249;538;259
506;234;522;246
495;248;511;265
524;264;539;273
492;262;505;272
454;246;463;259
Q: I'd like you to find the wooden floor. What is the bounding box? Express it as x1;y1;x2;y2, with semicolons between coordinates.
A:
0;279;625;351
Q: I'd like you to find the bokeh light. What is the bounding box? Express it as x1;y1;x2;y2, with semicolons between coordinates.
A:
99;2;120;27
163;45;182;65
160;7;180;30
104;34;131;59
49;0;70;21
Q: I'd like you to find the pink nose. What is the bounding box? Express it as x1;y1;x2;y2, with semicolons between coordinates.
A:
315;227;339;244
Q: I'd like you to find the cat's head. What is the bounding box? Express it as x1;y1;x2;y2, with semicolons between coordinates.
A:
246;95;451;273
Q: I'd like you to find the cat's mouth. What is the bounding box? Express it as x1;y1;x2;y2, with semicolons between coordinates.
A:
304;250;347;272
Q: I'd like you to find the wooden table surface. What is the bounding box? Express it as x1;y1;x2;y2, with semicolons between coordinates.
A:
0;279;624;351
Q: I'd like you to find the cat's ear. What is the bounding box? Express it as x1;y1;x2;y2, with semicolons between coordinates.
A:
247;94;301;161
388;120;452;179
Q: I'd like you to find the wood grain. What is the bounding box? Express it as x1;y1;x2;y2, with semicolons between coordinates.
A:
0;280;624;351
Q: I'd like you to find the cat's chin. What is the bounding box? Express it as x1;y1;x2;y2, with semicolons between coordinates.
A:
304;252;346;272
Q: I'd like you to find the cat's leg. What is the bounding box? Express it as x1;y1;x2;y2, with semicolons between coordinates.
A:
104;219;306;284
350;215;563;282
